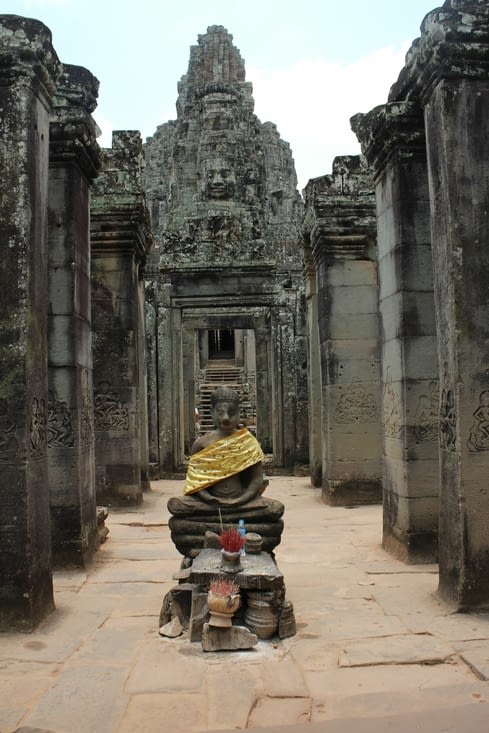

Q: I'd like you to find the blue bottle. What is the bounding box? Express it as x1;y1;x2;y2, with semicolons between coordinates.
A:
238;518;246;555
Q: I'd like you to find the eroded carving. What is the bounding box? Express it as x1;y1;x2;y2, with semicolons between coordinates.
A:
383;377;402;439
468;390;489;452
439;368;456;452
47;393;74;447
413;380;439;442
80;369;94;446
94;382;129;432
30;397;47;459
0;400;17;461
334;384;377;424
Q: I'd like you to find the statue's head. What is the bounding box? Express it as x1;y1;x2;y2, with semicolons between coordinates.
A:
210;386;240;433
210;386;240;410
201;157;236;200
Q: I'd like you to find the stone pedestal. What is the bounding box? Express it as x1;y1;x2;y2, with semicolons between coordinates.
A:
0;16;61;629
90;131;153;505
303;157;382;506
48;64;101;566
351;103;439;563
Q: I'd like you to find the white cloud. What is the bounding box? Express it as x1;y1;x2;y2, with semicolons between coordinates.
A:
23;0;72;6
248;43;409;191
93;113;113;148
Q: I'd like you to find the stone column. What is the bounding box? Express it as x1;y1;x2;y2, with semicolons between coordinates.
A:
411;1;489;606
90;131;153;505
304;156;382;506
351;103;439;563
255;318;273;454
155;283;174;473
302;242;322;486
0;16;61;629
48;64;101;566
144;281;160;477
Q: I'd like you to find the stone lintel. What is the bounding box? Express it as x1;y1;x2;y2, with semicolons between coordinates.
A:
303;156;376;263
90;211;152;264
351;101;426;179
388;2;489;106
0;15;61;102
91;131;153;264
312;231;375;265
49;64;101;182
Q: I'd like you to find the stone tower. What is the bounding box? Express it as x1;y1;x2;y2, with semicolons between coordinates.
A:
143;26;308;473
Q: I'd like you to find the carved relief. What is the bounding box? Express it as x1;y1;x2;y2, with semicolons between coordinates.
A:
383;374;402;439
80;370;94;446
413;380;439;442
30;397;47;459
47;393;74;447
0;400;17;461
94;382;130;432
439;367;456;452
334;384;377;424
201;211;241;245
468;390;489;452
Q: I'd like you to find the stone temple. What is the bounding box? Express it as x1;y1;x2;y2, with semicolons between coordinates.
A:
2;0;489;633
143;25;308;475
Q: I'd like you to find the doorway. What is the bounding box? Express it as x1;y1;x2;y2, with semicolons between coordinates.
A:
208;329;235;359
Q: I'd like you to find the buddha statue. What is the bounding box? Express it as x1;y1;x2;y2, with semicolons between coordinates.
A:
167;386;284;558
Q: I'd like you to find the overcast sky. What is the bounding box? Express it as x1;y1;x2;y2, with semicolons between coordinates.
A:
7;0;440;190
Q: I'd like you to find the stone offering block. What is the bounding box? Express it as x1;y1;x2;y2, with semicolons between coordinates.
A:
188;549;284;591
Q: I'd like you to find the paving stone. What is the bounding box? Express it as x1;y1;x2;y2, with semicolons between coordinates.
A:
456;641;489;680
248;696;312;727
259;657;308;697
22;664;129;733
0;662;56;732
206;666;259;729
339;634;455;667
312;684;489;723
125;640;206;693
117;693;207;733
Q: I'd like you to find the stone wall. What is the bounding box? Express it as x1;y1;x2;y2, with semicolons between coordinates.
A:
0;15;61;629
303;156;382;506
353;0;489;604
91;131;153;504
48;63;101;566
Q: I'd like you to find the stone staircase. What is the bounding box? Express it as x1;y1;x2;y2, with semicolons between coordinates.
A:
197;359;255;433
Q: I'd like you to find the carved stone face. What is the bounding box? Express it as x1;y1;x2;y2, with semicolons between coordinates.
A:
212;400;240;434
202;158;236;200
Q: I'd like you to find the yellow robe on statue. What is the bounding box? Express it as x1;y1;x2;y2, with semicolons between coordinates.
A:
183;428;264;495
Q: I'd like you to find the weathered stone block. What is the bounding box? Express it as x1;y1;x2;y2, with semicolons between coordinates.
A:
202;623;258;651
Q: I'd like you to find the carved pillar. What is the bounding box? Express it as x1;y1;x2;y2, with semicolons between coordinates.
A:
255;319;273;455
351;102;439;563
411;1;489;607
305;157;382;506
302;241;322;486
90;131;153;505
0;16;61;629
145;281;160;477
48;64;101;566
155;282;174;473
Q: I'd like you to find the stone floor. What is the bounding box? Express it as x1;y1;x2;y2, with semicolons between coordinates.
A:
1;477;489;733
